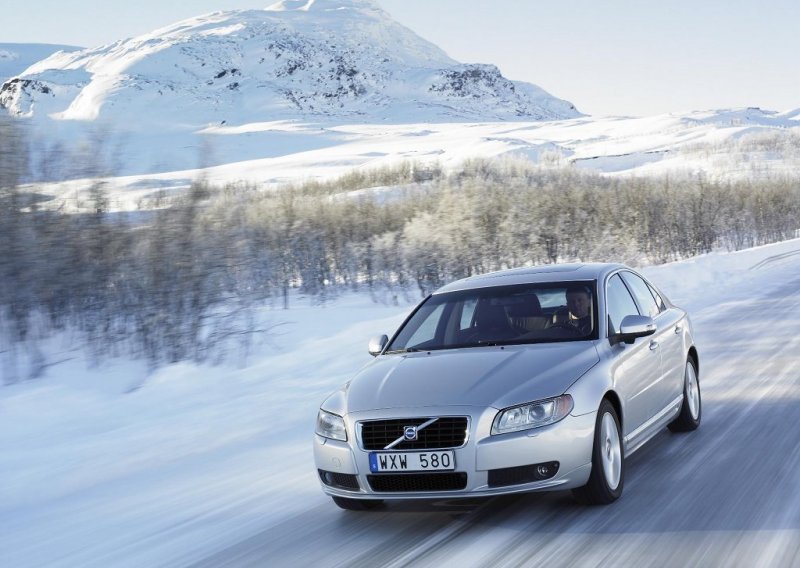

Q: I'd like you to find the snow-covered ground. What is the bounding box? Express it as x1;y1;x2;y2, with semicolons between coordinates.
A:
20;109;800;214
2;239;800;568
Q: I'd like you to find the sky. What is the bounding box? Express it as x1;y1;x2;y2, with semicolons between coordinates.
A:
1;0;798;117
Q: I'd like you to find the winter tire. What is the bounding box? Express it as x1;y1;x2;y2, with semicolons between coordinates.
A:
668;357;701;432
572;399;624;505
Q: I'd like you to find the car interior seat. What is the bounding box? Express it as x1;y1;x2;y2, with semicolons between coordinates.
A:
473;300;518;340
508;295;549;331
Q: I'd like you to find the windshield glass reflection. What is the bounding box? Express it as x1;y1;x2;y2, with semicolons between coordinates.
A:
386;281;598;352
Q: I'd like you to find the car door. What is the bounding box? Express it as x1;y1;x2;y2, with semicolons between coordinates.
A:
605;273;662;443
620;271;684;412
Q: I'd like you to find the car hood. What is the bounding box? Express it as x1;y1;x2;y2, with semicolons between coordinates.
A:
344;342;600;413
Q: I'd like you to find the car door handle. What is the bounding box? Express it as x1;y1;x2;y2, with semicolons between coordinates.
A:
649;340;659;351
674;325;682;334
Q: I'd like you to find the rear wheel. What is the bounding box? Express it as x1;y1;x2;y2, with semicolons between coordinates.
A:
668;358;701;432
332;496;384;511
572;399;624;505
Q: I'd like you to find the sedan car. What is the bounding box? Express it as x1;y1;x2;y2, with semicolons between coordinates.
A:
314;263;701;509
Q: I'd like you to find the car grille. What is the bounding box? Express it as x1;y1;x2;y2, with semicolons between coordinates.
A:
359;417;469;450
367;472;468;492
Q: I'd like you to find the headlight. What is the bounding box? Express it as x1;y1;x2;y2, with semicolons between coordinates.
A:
316;409;347;441
492;395;574;435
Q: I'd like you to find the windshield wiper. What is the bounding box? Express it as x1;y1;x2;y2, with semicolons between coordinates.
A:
477;339;523;346
384;347;424;354
477;338;554;347
387;338;561;354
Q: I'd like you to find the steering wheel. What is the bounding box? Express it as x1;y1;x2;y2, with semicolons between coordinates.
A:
548;322;581;336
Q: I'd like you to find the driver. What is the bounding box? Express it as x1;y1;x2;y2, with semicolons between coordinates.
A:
564;285;593;335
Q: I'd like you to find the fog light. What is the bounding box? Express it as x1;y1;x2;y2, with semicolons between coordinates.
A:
535;461;559;480
487;461;560;487
318;469;361;490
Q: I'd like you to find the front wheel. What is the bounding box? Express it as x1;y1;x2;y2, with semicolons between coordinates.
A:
332;496;384;511
668;358;701;432
572;399;624;505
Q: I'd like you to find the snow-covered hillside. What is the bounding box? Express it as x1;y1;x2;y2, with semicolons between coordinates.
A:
0;0;578;124
0;43;82;84
19;107;800;213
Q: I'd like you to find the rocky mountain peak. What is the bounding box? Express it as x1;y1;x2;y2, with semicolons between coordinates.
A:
266;0;381;11
0;4;579;124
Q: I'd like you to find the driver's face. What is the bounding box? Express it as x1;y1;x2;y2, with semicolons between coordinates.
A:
567;291;591;318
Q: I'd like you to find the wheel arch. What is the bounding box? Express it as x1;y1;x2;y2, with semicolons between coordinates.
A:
688;346;699;377
603;390;623;428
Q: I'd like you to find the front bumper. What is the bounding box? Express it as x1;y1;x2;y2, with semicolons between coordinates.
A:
313;406;596;500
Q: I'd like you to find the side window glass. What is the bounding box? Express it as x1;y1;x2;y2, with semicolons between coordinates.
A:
647;283;667;312
459;298;478;330
620;272;660;318
606;274;640;335
403;303;445;348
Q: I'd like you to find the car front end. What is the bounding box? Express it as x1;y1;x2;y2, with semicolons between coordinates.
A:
315;268;620;505
315;402;596;501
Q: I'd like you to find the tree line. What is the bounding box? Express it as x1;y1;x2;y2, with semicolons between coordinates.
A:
2;118;800;381
221;157;799;296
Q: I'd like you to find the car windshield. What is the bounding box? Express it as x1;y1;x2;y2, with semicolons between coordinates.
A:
386;281;598;352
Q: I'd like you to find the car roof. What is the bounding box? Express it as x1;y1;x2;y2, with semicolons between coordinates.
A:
433;263;628;294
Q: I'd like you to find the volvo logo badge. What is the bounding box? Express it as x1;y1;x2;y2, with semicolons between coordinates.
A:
382;418;438;449
403;426;418;441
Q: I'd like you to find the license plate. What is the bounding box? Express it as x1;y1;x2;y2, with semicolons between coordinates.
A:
369;451;455;472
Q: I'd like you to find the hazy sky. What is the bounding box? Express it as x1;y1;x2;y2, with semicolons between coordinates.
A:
2;0;797;116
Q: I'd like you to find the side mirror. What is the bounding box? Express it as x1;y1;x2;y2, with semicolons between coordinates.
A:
368;334;389;356
613;315;656;345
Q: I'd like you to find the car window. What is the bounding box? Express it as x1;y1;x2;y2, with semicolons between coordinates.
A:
620;271;660;318
606;274;640;335
401;302;445;348
459;298;478;330
647;283;667;312
536;290;563;308
386;281;598;352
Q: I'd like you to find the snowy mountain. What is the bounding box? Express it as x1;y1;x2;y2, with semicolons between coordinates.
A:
0;0;579;124
0;43;82;84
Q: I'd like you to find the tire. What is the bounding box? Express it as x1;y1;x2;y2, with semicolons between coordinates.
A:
668;357;701;432
332;496;384;511
572;399;624;505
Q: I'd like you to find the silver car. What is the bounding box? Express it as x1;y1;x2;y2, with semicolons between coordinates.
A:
314;264;701;509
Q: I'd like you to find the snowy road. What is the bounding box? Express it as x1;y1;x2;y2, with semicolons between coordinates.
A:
194;261;800;567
